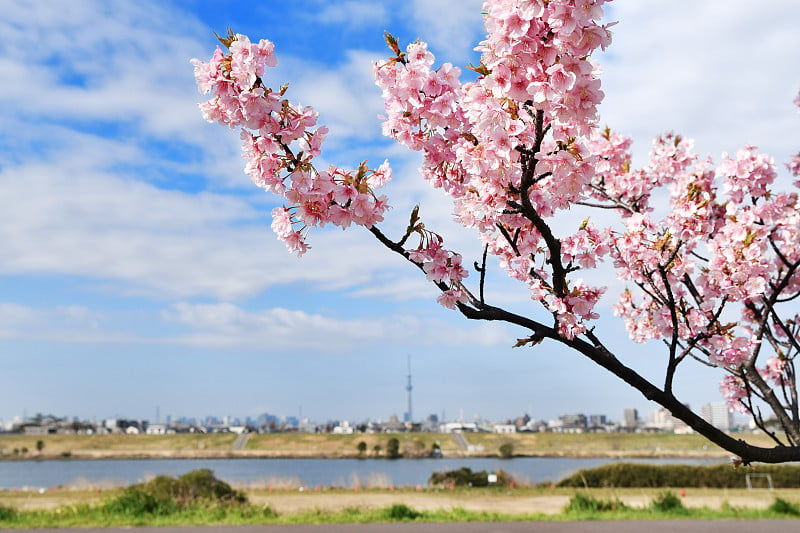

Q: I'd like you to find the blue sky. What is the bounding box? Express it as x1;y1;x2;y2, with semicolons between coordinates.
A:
1;0;799;426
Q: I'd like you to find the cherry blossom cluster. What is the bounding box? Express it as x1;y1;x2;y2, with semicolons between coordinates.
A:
408;238;470;310
479;0;612;138
720;375;749;414
192;32;391;255
582;94;800;416
606;132;800;411
718;146;777;203
561;220;611;269
373;0;613;334
722;356;790;414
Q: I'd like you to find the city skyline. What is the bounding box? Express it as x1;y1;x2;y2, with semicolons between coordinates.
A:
0;390;742;431
1;398;746;436
1;2;799;424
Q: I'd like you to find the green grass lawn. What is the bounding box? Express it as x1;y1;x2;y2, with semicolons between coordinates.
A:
2;486;800;528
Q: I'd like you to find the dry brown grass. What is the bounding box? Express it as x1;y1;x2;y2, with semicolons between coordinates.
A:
2;485;797;515
246;433;456;458
0;433;237;459
0;431;779;460
462;432;777;458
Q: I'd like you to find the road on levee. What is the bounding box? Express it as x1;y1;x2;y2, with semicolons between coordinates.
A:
28;521;794;533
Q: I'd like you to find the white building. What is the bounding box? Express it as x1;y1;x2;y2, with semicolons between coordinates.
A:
333;421;354;434
439;421;478;433
146;424;167;435
621;408;639;429
701;402;733;431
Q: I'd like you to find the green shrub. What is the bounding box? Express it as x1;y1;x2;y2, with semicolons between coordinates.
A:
103;469;246;516
0;505;18;522
650;491;687;514
259;505;279;518
386;438;401;459
104;487;177;516
382;504;421;521
429;467;515;487
564;493;627;513
498;442;514;458
557;463;800;488
172;468;246;504
769;498;800;516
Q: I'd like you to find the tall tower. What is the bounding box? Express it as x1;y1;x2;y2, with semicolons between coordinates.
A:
404;355;413;423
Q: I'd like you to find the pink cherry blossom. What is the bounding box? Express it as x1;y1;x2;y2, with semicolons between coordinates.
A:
196;3;800;458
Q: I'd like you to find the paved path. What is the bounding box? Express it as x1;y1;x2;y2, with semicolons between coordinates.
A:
232;432;250;451
29;521;797;533
451;432;468;452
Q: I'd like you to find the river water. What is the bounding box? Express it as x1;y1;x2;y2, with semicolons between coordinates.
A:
0;457;725;490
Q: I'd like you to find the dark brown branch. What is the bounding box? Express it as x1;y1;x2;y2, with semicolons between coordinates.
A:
743;361;800;444
475;244;489;306
658;264;681;393
366;222;800;463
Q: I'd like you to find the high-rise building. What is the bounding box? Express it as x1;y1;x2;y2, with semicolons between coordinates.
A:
588;414;607;427
622;408;639;429
560;413;587;429
701;402;733;431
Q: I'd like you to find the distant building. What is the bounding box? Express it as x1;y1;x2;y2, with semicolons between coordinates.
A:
297;418;316;433
621;408;639;430
493;424;517;434
440;421;478;433
520;419;547;432
701;402;733;431
588;414;607;428
421;414;439;432
146;424;167;435
559;413;587;432
332;421;354;434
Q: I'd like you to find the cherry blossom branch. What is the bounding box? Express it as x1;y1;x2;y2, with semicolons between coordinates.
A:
658;264;681;393
560;328;800;463
373;212;800;462
744;361;800;443
194;2;800;461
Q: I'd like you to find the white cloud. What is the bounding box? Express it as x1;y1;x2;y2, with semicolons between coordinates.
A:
0;0;249;189
0;302;128;342
0;1;428;302
0;190;391;302
284;50;388;147
598;1;800;169
410;0;485;63
0;1;208;140
161;301;510;350
0;124;415;300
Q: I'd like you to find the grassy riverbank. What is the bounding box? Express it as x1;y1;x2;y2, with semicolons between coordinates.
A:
3;485;800;527
0;432;777;460
4;466;800;527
